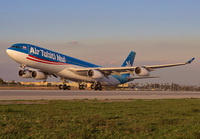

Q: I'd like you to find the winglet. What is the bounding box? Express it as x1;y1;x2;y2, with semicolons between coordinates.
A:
186;58;195;64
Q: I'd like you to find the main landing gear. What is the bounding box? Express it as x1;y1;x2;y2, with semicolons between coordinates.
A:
78;82;102;91
79;82;87;90
59;78;71;90
91;83;102;91
59;84;71;90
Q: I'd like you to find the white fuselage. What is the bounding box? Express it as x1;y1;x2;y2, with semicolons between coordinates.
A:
6;49;121;86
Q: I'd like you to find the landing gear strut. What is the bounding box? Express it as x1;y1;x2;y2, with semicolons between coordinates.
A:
20;64;26;70
59;78;71;90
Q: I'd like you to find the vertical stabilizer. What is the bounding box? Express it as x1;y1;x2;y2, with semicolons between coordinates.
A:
121;51;136;67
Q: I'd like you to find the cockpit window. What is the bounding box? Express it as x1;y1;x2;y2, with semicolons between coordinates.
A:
11;46;21;49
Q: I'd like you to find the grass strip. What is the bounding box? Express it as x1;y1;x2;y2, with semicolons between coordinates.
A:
0;99;200;138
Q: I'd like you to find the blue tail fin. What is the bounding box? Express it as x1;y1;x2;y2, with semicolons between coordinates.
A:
121;51;136;67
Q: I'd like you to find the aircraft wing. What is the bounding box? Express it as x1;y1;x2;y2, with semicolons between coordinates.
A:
69;58;195;77
144;58;195;70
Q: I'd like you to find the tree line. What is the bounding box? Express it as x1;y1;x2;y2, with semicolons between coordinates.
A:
0;78;21;85
1;77;199;91
128;83;200;91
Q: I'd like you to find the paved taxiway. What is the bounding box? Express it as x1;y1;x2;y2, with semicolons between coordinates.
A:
0;90;200;100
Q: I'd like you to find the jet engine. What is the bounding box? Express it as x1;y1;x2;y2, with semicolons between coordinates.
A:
18;70;32;78
31;71;48;80
135;67;150;76
87;69;104;79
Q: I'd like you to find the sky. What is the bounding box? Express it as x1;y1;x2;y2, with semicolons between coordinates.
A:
0;0;200;85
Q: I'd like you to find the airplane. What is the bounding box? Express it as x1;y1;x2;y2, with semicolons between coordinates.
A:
6;43;195;90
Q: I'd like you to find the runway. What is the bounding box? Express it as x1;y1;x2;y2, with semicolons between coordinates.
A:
0;90;200;100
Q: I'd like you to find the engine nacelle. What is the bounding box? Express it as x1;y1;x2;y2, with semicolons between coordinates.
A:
135;67;150;76
18;70;32;78
87;69;104;79
31;71;47;80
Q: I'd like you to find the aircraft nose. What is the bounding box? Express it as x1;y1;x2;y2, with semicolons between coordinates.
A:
6;49;17;59
6;49;12;57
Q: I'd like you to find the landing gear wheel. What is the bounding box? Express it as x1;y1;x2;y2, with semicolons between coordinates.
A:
94;85;98;90
79;85;86;90
67;85;71;90
79;85;82;90
63;85;67;90
98;85;102;91
91;84;94;89
59;84;71;90
59;84;63;90
94;84;102;91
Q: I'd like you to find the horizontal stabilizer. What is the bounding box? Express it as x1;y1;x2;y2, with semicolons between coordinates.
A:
131;76;159;79
127;76;159;82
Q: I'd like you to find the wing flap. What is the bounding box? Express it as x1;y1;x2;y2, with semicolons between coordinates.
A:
69;67;135;76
